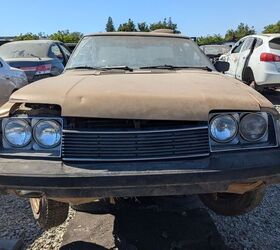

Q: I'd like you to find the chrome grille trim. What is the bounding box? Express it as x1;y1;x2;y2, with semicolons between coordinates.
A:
62;126;210;162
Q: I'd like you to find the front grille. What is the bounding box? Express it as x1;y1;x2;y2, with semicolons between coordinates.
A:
62;121;210;162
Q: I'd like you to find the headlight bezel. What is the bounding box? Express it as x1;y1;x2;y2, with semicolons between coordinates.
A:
209;111;278;152
1;117;62;158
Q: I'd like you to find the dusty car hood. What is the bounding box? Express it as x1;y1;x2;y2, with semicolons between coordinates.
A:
9;70;273;121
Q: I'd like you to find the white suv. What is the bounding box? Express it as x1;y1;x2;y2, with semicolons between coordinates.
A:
220;34;280;91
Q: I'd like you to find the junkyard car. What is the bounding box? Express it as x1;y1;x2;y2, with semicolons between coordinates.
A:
200;44;231;63
0;40;71;82
0;57;28;107
220;34;280;91
0;31;279;229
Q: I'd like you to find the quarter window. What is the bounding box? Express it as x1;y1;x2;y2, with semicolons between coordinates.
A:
255;38;263;49
50;45;64;60
269;38;280;50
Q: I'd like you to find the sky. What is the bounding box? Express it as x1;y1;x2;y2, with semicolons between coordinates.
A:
1;0;280;37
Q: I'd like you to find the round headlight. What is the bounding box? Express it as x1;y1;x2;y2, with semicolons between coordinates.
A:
240;113;267;142
210;115;238;143
33;120;61;148
4;119;32;147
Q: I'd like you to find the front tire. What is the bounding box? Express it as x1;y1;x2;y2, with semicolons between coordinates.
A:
199;188;265;216
30;197;69;230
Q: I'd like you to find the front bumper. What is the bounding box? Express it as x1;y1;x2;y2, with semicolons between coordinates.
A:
0;148;280;198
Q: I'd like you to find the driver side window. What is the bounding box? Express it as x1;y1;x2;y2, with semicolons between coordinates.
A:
231;41;244;54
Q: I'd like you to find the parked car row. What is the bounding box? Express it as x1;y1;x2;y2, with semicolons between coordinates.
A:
0;40;71;83
0;40;72;107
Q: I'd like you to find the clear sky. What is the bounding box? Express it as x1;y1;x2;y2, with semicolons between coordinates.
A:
1;0;280;37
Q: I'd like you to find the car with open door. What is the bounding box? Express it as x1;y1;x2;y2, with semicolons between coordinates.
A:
0;40;71;83
220;34;280;91
0;31;279;230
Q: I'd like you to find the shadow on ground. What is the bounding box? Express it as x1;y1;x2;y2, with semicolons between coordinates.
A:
61;196;230;250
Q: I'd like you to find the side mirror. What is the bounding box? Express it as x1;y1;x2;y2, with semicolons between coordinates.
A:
214;61;230;73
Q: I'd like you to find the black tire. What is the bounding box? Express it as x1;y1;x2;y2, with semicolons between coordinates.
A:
199;188;265;216
71;198;113;214
30;197;69;230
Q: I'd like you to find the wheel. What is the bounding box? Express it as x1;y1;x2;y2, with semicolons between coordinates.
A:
30;197;69;230
199;188;265;216
71;198;113;214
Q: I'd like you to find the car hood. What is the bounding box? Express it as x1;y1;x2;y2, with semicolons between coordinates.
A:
10;70;273;121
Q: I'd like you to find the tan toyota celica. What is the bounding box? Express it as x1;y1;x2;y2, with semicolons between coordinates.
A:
0;31;279;229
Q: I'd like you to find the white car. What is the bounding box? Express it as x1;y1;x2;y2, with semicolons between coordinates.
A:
0;57;28;106
220;34;280;91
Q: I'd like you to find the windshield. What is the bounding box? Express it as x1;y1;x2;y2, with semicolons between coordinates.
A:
0;42;49;59
66;35;214;70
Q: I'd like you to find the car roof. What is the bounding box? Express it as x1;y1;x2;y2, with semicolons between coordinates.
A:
4;40;59;45
242;34;280;40
261;33;280;37
84;31;190;40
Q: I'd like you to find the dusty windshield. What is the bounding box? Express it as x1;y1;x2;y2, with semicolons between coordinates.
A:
0;42;49;59
66;35;214;70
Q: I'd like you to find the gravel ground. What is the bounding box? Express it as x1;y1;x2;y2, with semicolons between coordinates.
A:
210;185;280;250
0;195;75;250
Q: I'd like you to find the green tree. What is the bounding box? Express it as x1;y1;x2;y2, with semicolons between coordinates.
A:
197;34;225;45
263;21;280;33
106;17;116;32
49;30;83;43
138;22;150;32
149;18;180;33
118;19;137;32
14;32;39;41
225;23;256;41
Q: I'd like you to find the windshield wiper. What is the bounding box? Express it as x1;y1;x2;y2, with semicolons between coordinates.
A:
28;53;42;60
99;66;134;72
139;65;212;72
66;66;99;70
66;65;134;72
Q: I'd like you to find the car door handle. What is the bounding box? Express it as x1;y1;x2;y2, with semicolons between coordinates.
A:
5;76;11;80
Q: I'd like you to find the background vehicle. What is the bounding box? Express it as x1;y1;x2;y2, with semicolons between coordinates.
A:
220;34;280;91
200;44;231;63
65;43;78;52
0;40;71;82
0;57;28;106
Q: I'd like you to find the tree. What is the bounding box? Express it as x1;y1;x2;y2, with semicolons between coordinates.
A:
149;18;180;33
49;30;83;43
225;23;256;42
197;34;225;46
118;19;137;32
138;22;150;32
106;17;116;32
263;21;280;33
14;32;39;41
